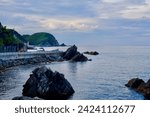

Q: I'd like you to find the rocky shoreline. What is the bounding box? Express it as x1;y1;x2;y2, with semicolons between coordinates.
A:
0;45;89;71
13;66;75;100
0;54;65;71
0;45;99;100
125;78;150;99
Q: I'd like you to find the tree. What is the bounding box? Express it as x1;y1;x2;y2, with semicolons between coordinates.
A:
0;39;3;46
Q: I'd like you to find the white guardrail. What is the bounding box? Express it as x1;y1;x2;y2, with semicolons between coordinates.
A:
0;50;62;60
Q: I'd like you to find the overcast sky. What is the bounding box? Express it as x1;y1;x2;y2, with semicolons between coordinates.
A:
0;0;150;45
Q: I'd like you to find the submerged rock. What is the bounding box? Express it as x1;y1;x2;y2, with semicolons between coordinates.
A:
60;43;66;46
23;66;75;99
83;51;99;55
125;78;150;99
63;45;88;62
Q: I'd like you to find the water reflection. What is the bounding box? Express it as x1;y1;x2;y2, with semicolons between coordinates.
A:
67;62;78;74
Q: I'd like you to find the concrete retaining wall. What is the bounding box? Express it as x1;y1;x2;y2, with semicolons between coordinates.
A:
0;50;62;60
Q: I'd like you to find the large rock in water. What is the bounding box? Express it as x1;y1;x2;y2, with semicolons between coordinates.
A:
125;78;144;89
22;66;75;99
71;52;88;62
63;45;78;60
125;78;150;99
63;45;88;62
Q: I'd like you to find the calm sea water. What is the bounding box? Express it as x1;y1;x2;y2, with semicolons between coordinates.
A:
1;46;150;100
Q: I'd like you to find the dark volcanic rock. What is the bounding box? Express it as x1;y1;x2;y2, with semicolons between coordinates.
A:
125;78;144;89
23;66;75;99
60;43;66;46
0;55;54;71
71;52;88;62
83;51;99;55
63;45;78;60
126;78;150;99
63;45;88;62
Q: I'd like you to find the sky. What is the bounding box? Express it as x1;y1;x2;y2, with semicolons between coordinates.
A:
0;0;150;45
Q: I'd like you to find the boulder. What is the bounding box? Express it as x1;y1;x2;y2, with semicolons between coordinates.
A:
125;78;144;89
137;80;150;99
63;45;78;60
62;45;88;62
125;78;150;100
146;79;150;87
23;66;75;99
71;52;88;62
83;51;99;55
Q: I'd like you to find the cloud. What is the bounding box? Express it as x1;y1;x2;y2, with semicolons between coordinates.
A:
120;3;150;19
41;19;98;32
87;0;150;20
87;1;125;20
102;0;125;3
0;0;14;5
0;0;150;45
0;0;14;3
12;13;99;32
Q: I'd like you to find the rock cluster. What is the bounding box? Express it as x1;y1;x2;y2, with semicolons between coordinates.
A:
22;66;75;100
125;78;150;99
0;56;51;70
0;45;89;71
0;54;65;70
63;45;88;62
83;51;99;55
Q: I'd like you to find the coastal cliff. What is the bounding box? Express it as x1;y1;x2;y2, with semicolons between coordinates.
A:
23;32;59;47
0;22;26;52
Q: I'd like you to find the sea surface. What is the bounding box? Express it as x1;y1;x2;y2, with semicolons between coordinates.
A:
1;46;150;100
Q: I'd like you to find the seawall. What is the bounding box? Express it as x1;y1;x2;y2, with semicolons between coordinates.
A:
0;50;64;71
0;49;62;60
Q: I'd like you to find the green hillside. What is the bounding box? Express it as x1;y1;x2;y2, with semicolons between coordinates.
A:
23;32;59;46
0;22;27;52
0;22;24;46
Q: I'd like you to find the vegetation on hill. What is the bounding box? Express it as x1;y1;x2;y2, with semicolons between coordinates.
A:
0;22;60;52
0;22;24;46
23;32;59;46
0;22;26;52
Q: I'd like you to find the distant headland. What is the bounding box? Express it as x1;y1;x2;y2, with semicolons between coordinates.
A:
0;22;65;52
